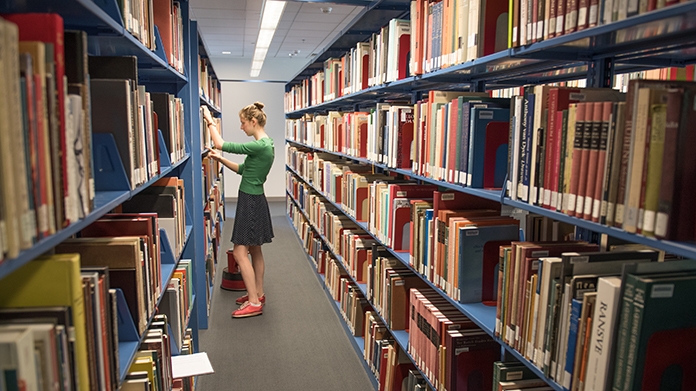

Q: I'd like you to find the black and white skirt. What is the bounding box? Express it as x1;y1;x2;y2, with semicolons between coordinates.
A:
231;190;274;246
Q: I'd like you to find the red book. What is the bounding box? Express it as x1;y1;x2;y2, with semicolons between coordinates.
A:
153;0;174;67
446;330;499;391
546;88;581;209
550;110;566;210
4;13;68;225
591;101;614;222
576;102;596;218
398;31;410;80
567;102;587;216
582;101;604;220
447;99;459;181
397;108;415;169
655;89;684;239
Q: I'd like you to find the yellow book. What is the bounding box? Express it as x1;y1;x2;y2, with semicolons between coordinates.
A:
0;253;90;391
129;353;156;390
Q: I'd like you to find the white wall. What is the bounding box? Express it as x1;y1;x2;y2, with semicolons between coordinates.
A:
221;81;286;199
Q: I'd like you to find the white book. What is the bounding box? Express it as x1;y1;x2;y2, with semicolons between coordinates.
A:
584;276;622;391
0;328;39;391
0;323;61;391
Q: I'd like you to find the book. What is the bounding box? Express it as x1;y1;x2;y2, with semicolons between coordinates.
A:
583;276;621;391
620;272;696;391
0;254;90;391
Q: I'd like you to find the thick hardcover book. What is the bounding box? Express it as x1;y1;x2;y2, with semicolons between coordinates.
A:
0;254;90;391
55;237;149;334
584;276;622;391
64;30;94;218
620;272;696;391
90;79;137;189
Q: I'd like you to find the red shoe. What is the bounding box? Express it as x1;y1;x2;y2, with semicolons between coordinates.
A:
236;293;265;305
231;301;263;318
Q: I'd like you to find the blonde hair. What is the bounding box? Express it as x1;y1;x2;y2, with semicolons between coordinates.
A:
239;101;267;127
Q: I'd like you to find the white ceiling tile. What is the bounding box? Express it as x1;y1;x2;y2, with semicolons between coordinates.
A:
192;0;369;80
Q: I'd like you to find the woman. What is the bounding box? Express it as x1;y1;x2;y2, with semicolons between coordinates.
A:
202;102;274;318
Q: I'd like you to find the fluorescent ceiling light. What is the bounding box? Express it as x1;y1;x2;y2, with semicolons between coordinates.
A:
222;51;231;54
250;0;286;77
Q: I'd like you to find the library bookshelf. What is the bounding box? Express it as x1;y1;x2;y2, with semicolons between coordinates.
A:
284;1;696;390
0;0;223;390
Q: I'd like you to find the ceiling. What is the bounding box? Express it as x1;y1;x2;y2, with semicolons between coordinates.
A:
190;0;368;81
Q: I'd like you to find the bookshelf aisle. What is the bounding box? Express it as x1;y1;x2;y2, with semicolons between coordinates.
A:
0;1;221;390
285;1;696;391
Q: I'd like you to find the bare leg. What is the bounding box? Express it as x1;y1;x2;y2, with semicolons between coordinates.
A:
249;245;265;297
233;245;260;304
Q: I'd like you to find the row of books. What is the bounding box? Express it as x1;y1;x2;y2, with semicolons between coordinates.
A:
284;17;410;110
495;246;695;391
0;14;187;264
117;0;185;73
119;0;156;51
507;81;696;242
123;315;174;391
200;107;221;150
287;185;561;391
0;239;194;391
409;0;508;76
288;77;696;245
202;160;224;316
121;326;196;391
0;17;95;261
198;57;221;109
284;0;692;112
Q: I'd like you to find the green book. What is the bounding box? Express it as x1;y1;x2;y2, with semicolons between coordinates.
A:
622;272;696;390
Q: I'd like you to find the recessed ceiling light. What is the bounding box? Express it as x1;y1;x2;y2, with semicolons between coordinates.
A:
222;51;231;54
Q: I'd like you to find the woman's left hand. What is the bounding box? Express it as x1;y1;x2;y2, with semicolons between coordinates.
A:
208;149;222;161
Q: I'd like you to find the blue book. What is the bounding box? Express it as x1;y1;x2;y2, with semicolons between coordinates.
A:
423;209;434;277
563;298;583;391
468;107;511;188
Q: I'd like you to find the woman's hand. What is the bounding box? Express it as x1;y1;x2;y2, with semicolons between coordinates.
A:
208;149;222;161
201;105;214;124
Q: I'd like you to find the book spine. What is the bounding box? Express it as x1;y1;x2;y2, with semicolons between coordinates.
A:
562;298;582;391
611;277;635;391
654;89;683;238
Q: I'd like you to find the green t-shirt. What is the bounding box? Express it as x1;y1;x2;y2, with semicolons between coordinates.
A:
222;137;274;195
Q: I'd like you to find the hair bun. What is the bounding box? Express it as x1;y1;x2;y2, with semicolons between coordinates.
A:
254;102;265;110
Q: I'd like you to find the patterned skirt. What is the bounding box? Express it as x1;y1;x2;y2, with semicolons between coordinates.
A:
231;190;274;246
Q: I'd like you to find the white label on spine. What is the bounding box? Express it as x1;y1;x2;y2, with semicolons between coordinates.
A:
651;284;674;298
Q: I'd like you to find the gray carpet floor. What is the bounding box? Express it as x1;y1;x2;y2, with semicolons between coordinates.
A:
196;201;375;391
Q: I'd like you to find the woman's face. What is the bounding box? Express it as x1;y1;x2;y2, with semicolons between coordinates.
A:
240;116;256;136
